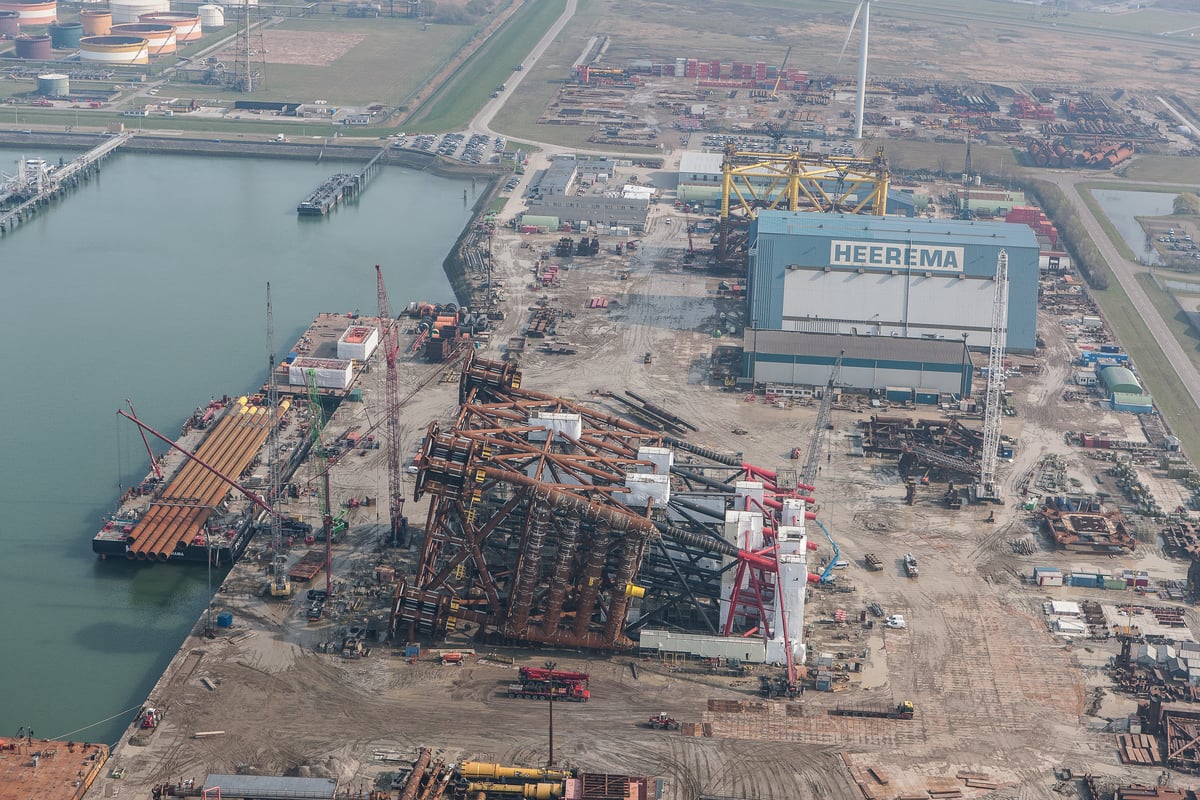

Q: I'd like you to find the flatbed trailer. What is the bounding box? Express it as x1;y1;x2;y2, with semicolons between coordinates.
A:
829;702;914;720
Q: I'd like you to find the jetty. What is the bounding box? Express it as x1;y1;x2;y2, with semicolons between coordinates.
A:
0;131;133;235
296;143;387;216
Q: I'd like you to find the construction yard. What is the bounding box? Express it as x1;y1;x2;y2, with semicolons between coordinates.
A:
87;169;1200;800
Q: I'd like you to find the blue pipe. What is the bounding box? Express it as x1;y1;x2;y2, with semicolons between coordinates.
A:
815;518;840;583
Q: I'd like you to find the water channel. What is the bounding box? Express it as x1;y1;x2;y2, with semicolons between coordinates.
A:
1090;188;1178;266
0;146;476;745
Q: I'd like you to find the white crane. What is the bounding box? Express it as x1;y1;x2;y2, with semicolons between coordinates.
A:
838;0;874;140
978;250;1009;502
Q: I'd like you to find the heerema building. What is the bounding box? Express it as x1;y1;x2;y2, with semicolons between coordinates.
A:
747;211;1040;353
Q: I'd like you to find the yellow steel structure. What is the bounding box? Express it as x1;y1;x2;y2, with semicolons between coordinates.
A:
720;144;889;220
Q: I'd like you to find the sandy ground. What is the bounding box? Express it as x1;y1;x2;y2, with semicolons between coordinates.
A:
86;182;1200;800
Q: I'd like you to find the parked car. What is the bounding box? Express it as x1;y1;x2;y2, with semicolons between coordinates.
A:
885;614;907;629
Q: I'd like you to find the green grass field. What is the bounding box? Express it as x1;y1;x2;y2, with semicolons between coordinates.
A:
253;17;480;107
405;0;566;133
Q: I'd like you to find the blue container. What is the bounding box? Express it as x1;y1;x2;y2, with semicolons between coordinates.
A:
216;611;234;628
1070;574;1097;588
404;644;421;658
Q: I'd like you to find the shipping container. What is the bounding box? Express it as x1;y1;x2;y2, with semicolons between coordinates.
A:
884;386;913;403
914;388;940;405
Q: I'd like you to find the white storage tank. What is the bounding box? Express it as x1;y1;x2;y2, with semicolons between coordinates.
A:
197;4;223;27
108;0;169;24
0;0;56;26
109;22;175;54
139;11;202;41
79;34;149;64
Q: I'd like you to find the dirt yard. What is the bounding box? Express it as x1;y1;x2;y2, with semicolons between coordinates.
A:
87;174;1200;800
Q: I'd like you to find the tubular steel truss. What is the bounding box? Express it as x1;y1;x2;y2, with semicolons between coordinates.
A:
717;144;890;261
390;352;814;650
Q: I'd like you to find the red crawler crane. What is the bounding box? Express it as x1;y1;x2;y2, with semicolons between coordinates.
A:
377;265;405;546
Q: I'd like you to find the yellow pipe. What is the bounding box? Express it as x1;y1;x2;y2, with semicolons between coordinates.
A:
465;783;563;800
458;762;572;782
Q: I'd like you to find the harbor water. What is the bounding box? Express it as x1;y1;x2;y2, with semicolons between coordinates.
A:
0;146;476;745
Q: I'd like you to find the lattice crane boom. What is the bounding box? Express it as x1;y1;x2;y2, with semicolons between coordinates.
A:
267;283;291;597
979;250;1009;500
800;351;843;488
377;264;404;544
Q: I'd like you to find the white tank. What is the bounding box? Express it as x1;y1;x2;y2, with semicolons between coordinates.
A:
197;4;223;27
108;0;169;24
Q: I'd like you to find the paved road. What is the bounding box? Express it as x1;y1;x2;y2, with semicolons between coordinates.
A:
470;0;577;140
1045;172;1200;417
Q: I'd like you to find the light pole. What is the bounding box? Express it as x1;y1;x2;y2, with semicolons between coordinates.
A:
545;660;556;767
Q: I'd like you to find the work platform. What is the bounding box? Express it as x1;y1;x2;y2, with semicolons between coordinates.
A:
0;737;108;800
267;312;380;400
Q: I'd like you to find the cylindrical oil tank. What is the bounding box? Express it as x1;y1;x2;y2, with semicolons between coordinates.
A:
0;0;56;27
108;0;168;23
197;3;224;27
14;33;52;58
79;9;111;34
36;72;69;95
78;34;149;63
139;11;201;41
48;20;82;48
109;22;174;54
0;9;19;35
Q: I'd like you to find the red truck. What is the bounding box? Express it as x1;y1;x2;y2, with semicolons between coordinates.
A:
518;666;590;686
507;681;590;702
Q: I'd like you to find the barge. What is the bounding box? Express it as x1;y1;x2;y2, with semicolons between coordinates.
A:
93;395;310;564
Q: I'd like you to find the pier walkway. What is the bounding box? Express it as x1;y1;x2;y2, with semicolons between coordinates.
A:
0;131;133;235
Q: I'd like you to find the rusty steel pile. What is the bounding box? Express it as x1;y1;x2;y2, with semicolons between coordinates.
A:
390;353;802;650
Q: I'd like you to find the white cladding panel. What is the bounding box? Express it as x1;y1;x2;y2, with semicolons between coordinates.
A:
752;362;965;395
734;481;765;510
637;446;673;475
639;629;768;663
624;473;670;506
723;510;764;550
782;270;997;349
527;411;583;442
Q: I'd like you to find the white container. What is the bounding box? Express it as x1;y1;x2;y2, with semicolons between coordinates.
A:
336;325;378;361
289;357;353;390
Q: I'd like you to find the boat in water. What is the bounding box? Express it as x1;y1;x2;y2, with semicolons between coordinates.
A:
93;395;309;564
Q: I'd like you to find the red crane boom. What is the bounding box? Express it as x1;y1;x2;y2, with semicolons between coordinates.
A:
377;264;405;545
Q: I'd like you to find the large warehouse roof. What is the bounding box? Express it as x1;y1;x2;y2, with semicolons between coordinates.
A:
679;151;725;176
746;329;970;364
755;211;1039;248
